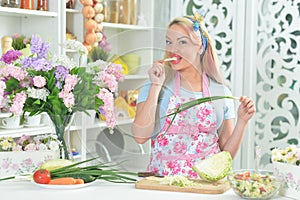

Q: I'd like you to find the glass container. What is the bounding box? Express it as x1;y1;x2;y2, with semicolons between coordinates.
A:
1;0;20;8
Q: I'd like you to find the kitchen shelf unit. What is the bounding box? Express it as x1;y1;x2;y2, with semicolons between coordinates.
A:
0;1;154;170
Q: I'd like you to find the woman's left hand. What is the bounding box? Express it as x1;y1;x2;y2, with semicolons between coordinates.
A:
237;96;256;122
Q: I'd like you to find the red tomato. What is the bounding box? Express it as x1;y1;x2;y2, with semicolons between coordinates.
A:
33;169;51;184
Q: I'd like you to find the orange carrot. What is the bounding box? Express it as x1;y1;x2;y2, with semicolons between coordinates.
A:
74;179;85;184
48;177;76;185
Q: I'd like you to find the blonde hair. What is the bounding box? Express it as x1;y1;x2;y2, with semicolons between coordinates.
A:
164;16;225;85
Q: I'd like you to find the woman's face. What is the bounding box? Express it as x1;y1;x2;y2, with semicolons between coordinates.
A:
165;24;202;71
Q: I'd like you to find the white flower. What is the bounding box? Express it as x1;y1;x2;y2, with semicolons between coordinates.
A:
51;54;76;70
38;143;48;151
48;140;59;151
271;145;300;166
27;87;50;101
64;40;88;55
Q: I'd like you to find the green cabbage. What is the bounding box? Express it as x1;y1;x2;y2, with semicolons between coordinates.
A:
40;159;74;171
192;151;232;181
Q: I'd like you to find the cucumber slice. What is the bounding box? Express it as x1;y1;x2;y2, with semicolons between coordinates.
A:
192;151;232;181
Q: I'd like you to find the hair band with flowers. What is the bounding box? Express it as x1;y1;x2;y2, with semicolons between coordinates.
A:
189;8;208;52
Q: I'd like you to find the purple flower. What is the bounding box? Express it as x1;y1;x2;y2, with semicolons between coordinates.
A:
0;50;22;64
30;35;50;58
55;65;69;80
55;65;69;89
32;58;52;71
98;107;106;115
21;57;32;69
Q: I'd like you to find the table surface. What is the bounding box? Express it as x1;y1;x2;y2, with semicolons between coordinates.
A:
0;179;295;200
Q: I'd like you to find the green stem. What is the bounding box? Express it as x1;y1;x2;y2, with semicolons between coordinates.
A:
159;96;239;137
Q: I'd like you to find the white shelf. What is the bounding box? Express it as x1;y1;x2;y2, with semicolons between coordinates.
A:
0;126;52;138
65;48;77;53
124;75;148;80
66;8;81;14
87;118;134;129
0;113;12;118
102;22;151;30
0;7;58;17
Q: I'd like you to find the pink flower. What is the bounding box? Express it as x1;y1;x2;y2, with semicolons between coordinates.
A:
23;158;33;166
64;74;78;92
173;141;187;154
0;65;28;81
12;33;21;39
24;143;37;151
33;76;46;88
0;81;6;106
10;91;26;115
99;71;118;92
105;63;124;81
96;88;116;128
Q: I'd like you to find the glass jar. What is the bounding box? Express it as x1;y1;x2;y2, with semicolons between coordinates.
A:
20;0;34;10
37;0;48;11
103;0;110;22
1;0;20;8
119;0;130;24
109;0;120;23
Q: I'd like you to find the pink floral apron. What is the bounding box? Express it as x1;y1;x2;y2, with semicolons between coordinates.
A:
148;72;220;178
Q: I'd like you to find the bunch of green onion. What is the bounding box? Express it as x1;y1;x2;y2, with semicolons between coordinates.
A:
162;96;240;134
0;157;137;183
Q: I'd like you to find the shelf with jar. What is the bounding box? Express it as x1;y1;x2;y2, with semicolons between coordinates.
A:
0;6;57;17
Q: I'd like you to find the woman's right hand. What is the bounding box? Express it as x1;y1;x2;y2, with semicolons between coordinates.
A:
148;60;165;86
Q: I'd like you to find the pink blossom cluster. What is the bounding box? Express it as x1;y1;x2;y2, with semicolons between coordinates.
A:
96;88;116;128
59;74;78;108
105;63;124;82
0;80;6;106
98;71;118;92
0;65;28;81
33;76;46;88
10;91;26;115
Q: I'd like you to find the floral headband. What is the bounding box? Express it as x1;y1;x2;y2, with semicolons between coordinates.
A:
187;8;208;52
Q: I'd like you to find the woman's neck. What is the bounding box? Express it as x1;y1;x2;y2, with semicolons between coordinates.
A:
179;68;203;92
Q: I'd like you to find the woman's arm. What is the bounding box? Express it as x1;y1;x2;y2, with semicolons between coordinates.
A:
218;96;256;158
132;61;166;144
131;84;162;144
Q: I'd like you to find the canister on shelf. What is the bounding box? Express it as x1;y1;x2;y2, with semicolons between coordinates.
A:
1;36;13;55
37;0;48;11
130;0;137;25
119;0;130;24
109;0;120;23
20;0;34;10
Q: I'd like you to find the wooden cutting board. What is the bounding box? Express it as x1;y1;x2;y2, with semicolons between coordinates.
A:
135;177;230;194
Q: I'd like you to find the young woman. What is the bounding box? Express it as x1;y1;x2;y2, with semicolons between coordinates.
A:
131;10;255;178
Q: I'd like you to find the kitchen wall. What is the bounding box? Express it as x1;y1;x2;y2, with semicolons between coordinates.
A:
181;0;300;169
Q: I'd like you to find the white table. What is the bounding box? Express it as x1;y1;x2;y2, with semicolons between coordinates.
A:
0;179;294;200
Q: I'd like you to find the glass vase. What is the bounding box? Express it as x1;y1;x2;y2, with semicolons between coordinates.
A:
47;114;74;160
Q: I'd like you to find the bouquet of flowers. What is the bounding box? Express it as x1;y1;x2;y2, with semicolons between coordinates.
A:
0;35;124;159
271;145;300;166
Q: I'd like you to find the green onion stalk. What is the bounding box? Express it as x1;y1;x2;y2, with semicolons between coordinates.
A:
162;96;240;135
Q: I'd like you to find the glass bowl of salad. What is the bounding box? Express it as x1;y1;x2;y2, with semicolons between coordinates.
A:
227;169;281;199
